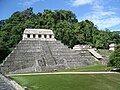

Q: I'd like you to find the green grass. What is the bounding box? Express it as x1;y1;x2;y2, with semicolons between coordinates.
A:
12;74;120;90
58;64;112;72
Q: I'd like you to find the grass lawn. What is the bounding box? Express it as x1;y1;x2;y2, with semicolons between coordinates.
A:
12;74;120;90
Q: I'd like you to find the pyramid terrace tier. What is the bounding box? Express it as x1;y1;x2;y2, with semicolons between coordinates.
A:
1;39;96;74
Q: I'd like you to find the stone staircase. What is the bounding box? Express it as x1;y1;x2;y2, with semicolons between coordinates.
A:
1;40;96;74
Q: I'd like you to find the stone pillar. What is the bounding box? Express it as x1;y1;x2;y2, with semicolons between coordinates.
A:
30;34;33;38
52;35;54;38
25;34;27;38
41;34;44;38
36;34;38;38
0;65;1;73
47;35;49;38
23;34;27;40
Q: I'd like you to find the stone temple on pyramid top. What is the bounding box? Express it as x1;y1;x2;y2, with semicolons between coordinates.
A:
23;29;56;41
1;29;100;74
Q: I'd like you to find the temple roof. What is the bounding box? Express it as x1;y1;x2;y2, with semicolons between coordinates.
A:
24;29;54;35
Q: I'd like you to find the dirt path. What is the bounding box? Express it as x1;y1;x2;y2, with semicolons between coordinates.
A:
7;72;119;76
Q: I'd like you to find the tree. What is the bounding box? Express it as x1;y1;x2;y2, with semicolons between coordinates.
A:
0;40;10;63
108;45;120;68
112;31;120;44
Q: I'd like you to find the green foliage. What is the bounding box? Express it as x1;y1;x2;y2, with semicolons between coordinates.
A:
112;31;120;44
0;8;119;62
0;40;10;63
108;44;120;68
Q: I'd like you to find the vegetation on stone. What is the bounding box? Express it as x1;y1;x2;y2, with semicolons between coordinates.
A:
58;64;112;72
0;7;120;62
11;64;112;74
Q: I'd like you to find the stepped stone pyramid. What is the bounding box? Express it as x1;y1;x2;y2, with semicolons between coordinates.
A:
1;29;96;74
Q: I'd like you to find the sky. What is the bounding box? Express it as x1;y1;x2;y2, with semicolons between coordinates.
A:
0;0;120;31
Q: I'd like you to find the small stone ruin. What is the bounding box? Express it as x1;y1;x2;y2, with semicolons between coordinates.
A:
109;43;116;51
73;45;103;60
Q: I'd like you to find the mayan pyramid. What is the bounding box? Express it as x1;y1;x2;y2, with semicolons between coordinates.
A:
1;29;96;74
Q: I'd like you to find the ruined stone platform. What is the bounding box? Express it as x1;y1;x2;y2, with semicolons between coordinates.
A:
0;74;15;90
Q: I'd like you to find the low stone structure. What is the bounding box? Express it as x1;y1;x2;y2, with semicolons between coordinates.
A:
1;29;96;74
73;45;92;50
73;45;103;60
109;43;116;51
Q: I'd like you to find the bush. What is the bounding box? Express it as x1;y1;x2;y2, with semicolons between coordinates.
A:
108;44;120;68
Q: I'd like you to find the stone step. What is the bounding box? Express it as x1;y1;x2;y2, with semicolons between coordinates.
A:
0;74;15;90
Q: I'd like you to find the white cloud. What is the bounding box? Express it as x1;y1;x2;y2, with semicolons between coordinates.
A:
111;29;120;31
19;0;40;7
79;0;120;29
71;0;94;6
92;17;120;29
